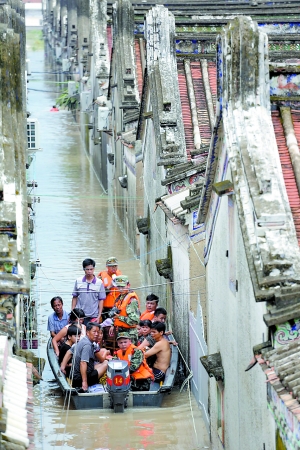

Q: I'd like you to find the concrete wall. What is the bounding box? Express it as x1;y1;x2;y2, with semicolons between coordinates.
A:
206;165;275;450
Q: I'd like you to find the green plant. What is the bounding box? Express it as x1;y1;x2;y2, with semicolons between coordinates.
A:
56;87;79;110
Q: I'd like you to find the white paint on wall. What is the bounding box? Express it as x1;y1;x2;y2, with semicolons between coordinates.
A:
206;164;275;450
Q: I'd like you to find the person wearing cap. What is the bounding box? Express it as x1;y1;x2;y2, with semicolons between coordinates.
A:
140;293;159;321
97;257;122;316
72;258;106;325
115;332;154;391
109;275;140;345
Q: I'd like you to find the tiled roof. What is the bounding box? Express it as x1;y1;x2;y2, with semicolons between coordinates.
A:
257;340;300;412
177;63;193;161
272;109;300;245
207;62;217;113
107;26;113;60
0;336;34;448
190;61;212;146
177;60;217;160
134;39;143;99
156;188;190;224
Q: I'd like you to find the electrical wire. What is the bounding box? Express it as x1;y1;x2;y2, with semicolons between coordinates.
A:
28;88;62;93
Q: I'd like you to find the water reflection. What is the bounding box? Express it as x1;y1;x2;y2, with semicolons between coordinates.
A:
28;45;210;449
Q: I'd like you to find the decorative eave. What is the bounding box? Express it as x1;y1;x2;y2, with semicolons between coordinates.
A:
155;258;173;280
136;218;149;235
161;161;206;187
200;352;224;382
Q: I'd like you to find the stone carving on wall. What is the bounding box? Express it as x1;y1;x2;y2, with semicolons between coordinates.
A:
175;39;216;55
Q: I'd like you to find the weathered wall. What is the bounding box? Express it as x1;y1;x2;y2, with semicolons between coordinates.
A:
207;171;275;449
140;115;168;302
167;222;190;357
0;1;30;342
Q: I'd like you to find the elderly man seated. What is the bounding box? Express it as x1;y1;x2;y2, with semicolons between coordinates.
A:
60;322;111;391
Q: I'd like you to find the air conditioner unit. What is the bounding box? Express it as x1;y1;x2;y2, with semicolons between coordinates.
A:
97;106;110;131
55;46;62;59
80;91;92;112
62;58;71;73
27;118;40;151
68;81;77;97
26;59;31;76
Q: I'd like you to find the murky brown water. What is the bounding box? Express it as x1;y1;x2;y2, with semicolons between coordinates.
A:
27;42;210;450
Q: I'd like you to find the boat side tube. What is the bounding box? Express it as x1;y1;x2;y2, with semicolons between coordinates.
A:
159;334;179;393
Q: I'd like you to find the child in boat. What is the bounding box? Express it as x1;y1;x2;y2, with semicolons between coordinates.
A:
58;325;81;375
52;308;86;357
93;325;111;362
137;320;155;347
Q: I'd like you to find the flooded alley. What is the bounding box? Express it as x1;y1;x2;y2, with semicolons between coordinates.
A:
26;33;210;450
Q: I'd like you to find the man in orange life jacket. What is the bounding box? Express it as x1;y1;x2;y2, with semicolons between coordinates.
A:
115;332;154;391
108;275;140;345
98;257;122;318
140;293;159;321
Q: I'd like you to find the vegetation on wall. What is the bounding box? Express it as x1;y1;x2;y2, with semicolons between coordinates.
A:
55;87;79;110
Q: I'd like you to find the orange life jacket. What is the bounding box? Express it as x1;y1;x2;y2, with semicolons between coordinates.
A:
116;344;154;381
98;270;122;308
114;292;140;329
140;310;155;321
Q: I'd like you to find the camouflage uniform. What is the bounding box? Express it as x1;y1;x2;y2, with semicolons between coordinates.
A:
115;293;140;344
115;334;151;391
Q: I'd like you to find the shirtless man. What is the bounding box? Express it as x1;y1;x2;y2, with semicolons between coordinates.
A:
145;322;171;382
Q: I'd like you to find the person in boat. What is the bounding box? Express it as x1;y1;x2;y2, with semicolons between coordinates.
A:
93;324;111;363
115;332;154;391
152;307;167;323
52;308;86;357
108;275;140;345
97;257;122;318
47;296;69;338
145;322;171;383
140;294;159;321
72;258;106;325
58;325;81;375
60;323;109;391
137;320;155;347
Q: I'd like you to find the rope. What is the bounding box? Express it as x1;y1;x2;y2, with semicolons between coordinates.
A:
176;345;199;444
177;344;194;392
60;328;80;448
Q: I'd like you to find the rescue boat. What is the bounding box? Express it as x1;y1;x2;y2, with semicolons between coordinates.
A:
47;335;178;411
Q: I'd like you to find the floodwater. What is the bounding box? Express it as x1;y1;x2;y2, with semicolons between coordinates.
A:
27;34;210;450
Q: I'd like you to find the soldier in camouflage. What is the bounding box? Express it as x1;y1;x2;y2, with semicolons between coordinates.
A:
115;332;154;391
109;276;140;345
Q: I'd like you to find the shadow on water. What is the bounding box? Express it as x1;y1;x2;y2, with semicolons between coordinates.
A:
27;31;210;450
